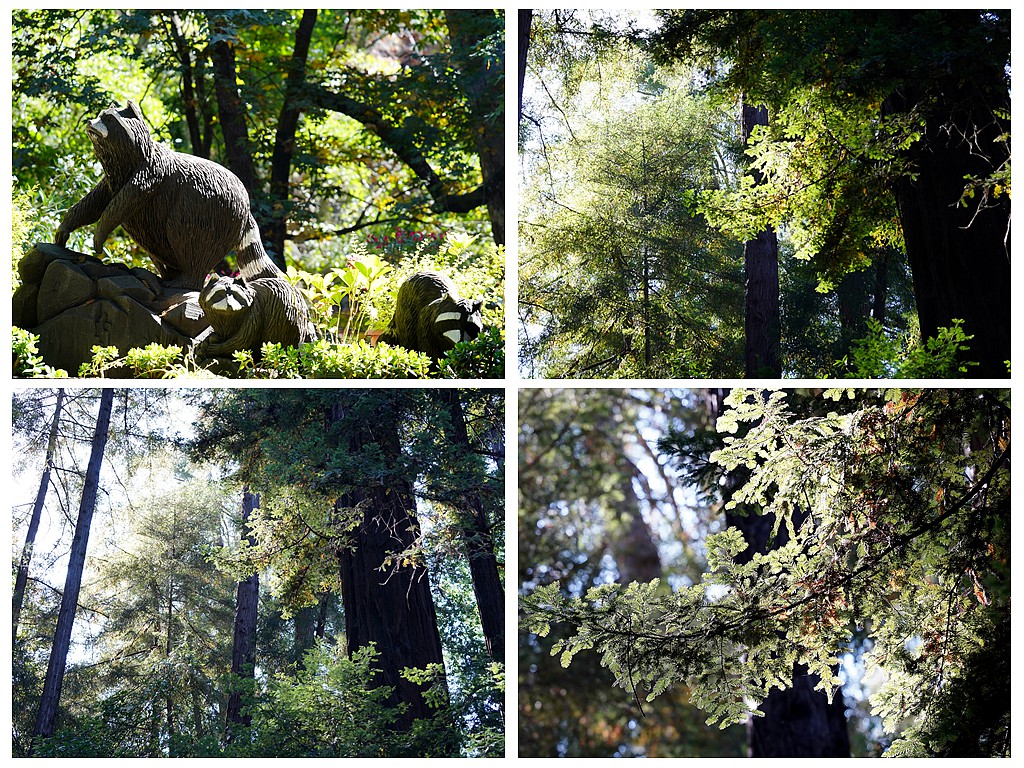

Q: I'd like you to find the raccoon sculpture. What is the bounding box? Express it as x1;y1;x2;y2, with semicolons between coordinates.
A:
55;101;281;290
378;271;483;359
197;274;317;359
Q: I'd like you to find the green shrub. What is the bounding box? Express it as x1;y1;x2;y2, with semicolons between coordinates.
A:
440;326;505;379
13;327;67;377
845;317;978;378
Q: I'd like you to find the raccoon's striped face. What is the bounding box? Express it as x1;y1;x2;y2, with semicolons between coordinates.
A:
434;296;484;347
202;277;253;313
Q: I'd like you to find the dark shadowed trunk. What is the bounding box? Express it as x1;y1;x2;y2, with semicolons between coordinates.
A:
208;17;256;193
444;10;505;245
265;9;318;262
167;13;211;159
224;487;260;739
331;400;449;734
518;9;533;127
207;13;285;271
884;12;1010;378
837;267;869;361
704;389;850;758
439;389;505;663
13;388;64;643
32;388;114;750
741;101;780;377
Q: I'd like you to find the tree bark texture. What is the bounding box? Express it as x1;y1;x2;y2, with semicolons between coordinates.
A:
740;102;781;377
704;389;851;758
13;388;64;643
444;10;506;245
224;487;260;737
887;101;1010;377
167;13;211;159
32;388;114;748
207;13;285;271
440;389;505;663
266;9;318;262
332;401;448;732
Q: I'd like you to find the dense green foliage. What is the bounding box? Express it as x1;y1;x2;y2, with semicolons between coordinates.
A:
521;389;1009;756
518;389;747;756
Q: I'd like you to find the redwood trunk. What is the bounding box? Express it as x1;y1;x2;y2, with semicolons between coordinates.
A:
441;390;505;663
741;102;780;377
333;402;448;732
705;389;850;758
224;487;260;738
32;388;114;748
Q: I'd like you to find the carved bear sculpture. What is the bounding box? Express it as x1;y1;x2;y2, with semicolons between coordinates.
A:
197;274;317;359
378;271;483;359
55;101;281;290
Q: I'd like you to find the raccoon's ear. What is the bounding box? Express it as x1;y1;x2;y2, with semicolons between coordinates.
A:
126;100;145;122
472;299;484;312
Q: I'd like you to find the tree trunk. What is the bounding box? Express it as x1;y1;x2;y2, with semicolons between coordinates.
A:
884;11;1010;378
14;388;64;643
518;9;533;127
332;399;449;733
224;487;260;739
208;16;256;193
32;388;114;749
444;10;506;245
265;9;318;262
167;12;210;159
207;13;285;270
888;104;1010;377
703;389;850;758
837;267;869;362
741;102;781;378
439;389;505;663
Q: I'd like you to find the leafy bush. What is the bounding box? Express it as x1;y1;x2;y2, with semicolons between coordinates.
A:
13;328;67;377
845;317;977;378
440;326;505;379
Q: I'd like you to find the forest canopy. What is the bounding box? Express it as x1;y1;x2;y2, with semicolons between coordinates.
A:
518;10;1009;378
13;388;504;757
519;388;1009;757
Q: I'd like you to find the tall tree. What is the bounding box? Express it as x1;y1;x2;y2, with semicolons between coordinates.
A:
32;388;114;749
13;388;64;642
331;396;448;731
191;390;459;739
740;103;781;377
264;9;318;261
436;389;504;663
224;486;260;739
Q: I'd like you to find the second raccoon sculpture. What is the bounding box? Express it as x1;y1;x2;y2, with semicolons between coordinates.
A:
55;100;281;290
197;275;318;359
378;271;484;359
